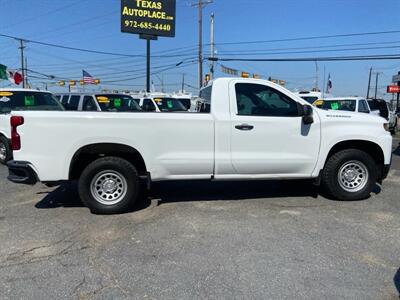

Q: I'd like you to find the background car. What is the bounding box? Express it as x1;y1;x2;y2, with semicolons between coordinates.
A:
368;99;398;134
316;97;374;114
134;95;188;112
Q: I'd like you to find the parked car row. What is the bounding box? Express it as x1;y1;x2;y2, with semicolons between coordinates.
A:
54;92;191;113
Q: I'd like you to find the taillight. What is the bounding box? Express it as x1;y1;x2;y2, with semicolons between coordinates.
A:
10;116;24;150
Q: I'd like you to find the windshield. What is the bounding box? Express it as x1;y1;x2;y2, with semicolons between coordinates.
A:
95;94;142;112
0;91;64;113
176;98;191;110
300;96;319;104
321;100;356;112
153;97;186;112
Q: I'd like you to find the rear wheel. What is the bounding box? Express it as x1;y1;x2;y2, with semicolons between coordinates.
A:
0;136;11;165
321;149;377;200
78;157;139;214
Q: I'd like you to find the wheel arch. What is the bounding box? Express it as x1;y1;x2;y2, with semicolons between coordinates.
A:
325;140;384;166
69;143;147;180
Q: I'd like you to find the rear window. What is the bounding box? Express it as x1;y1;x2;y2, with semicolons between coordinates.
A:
0;91;64;113
95;94;142;112
198;86;212;113
321;100;356;112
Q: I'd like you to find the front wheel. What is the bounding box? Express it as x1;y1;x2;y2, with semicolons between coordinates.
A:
0;136;11;165
78;157;139;214
321;149;377;200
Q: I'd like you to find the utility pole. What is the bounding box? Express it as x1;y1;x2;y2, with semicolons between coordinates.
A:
366;67;372;99
18;39;26;88
181;73;185;92
192;0;212;89
24;57;28;88
314;61;319;91
397;71;400;111
374;72;383;99
146;39;151;92
210;13;215;80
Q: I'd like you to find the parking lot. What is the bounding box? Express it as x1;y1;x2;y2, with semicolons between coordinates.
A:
0;136;399;299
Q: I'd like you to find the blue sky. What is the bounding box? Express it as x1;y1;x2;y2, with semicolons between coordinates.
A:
0;0;400;98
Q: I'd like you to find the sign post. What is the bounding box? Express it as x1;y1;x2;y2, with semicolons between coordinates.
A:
121;0;176;92
392;72;400;110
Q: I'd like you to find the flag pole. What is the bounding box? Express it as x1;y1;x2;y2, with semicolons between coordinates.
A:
322;66;326;98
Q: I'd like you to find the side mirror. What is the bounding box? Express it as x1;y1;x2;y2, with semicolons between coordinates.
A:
302;105;314;125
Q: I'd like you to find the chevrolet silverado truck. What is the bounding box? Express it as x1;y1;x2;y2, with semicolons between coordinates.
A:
7;78;392;214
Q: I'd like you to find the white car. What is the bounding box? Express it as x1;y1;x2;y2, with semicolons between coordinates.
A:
0;88;63;164
317;97;377;114
135;95;187;112
7;78;392;214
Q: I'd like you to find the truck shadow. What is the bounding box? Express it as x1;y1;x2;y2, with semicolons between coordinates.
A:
34;179;381;211
395;267;400;297
393;142;400;156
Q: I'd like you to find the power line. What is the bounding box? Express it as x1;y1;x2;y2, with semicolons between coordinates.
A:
210;54;400;62
214;45;400;56
216;40;400;53
214;30;400;46
0;33;199;59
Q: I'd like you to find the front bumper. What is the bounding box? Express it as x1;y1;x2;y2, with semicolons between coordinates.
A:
7;160;38;185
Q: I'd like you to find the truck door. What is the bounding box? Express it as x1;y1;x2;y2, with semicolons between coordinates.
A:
229;81;320;177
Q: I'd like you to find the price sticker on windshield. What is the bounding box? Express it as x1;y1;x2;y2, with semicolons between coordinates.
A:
114;98;122;108
24;95;35;106
330;102;339;110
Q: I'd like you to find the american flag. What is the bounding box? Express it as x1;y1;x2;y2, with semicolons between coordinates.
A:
83;70;95;84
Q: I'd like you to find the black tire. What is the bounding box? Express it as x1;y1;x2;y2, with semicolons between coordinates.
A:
321;149;377;201
0;136;12;165
78;156;139;214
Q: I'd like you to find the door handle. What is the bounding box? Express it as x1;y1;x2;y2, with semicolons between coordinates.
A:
235;124;254;131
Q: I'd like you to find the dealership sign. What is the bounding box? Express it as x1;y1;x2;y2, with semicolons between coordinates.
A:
387;85;400;93
121;0;176;37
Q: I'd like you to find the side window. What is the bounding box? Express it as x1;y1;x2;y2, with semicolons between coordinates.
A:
66;95;80;111
61;95;69;105
358;100;370;113
142;99;156;111
82;96;97;111
235;83;299;117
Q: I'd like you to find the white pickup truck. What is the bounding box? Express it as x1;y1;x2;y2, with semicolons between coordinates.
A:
7;78;392;214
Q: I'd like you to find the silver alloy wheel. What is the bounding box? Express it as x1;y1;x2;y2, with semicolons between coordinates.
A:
0;142;6;161
338;160;369;192
90;170;127;205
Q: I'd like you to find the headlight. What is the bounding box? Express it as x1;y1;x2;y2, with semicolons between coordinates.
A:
383;123;390;132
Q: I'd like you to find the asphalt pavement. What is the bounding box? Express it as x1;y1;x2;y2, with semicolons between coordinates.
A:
0;136;399;299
